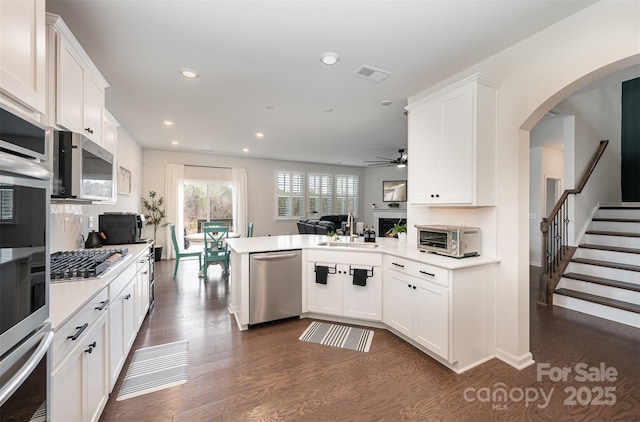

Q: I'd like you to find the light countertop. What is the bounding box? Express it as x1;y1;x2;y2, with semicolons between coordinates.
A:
225;235;499;270
49;242;151;331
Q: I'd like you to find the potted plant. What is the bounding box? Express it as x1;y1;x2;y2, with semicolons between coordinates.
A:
142;190;170;261
392;223;407;242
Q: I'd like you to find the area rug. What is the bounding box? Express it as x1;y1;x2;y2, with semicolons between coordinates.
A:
299;321;374;352
116;340;189;401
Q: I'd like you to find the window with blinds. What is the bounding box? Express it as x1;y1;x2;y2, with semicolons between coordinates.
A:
307;173;333;216
277;171;305;219
335;174;358;216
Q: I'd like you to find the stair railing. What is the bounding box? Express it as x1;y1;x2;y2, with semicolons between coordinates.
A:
538;140;609;305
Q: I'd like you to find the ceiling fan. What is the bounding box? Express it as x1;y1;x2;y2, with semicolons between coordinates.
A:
365;149;408;167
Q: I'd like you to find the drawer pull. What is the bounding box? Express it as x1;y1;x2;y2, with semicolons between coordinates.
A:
94;300;110;311
419;270;435;277
392;262;405;268
67;323;88;341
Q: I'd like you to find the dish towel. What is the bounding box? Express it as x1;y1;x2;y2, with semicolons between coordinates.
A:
315;265;329;284
352;268;368;286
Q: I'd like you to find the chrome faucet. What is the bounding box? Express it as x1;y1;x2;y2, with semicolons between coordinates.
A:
347;212;357;242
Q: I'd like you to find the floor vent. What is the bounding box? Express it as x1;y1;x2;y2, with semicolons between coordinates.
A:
353;65;391;83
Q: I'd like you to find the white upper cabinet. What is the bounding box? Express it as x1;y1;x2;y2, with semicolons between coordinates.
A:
407;74;500;206
103;110;119;154
0;0;46;113
47;13;108;145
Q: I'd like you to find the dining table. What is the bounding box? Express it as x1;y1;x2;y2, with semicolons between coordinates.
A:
185;231;240;243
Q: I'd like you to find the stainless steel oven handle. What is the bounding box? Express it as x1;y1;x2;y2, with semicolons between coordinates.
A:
0;331;53;406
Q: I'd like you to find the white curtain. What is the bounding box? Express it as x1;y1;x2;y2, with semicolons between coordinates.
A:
164;163;184;259
232;168;248;236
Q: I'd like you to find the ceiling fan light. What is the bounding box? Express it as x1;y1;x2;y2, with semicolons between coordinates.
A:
397;163;406;168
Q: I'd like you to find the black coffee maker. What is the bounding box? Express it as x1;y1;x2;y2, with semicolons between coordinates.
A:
99;213;146;244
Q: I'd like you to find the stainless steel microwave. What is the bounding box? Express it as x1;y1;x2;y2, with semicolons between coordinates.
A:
416;225;480;258
52;130;114;201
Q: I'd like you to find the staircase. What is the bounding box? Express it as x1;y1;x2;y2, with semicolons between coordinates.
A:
553;205;640;328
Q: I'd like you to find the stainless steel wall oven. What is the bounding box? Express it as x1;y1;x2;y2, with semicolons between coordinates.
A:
0;105;53;421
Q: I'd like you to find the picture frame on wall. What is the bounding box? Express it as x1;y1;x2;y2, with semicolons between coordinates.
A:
118;166;131;195
383;180;407;202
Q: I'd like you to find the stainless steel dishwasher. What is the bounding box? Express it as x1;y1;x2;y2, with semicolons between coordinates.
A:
249;250;302;325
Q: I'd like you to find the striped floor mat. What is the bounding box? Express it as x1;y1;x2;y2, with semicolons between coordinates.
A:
116;340;189;401
299;321;374;352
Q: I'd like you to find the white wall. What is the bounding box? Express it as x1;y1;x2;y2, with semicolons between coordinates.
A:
141;149;365;251
363;166;408;229
529;145;564;266
50;125;144;252
407;0;640;369
555;83;623;241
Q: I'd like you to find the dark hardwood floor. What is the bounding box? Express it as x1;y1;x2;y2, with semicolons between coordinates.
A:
100;260;640;421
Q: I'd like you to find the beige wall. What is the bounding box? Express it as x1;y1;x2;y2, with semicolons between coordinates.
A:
407;0;640;369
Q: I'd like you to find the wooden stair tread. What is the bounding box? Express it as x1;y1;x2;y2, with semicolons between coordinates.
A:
585;230;640;238
563;272;640;292
592;218;640;223
571;257;640;272
579;244;640;254
554;288;640;314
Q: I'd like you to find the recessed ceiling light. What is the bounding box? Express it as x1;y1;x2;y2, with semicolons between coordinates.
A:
320;52;340;65
201;148;215;153
170;140;179;145
264;104;275;109
255;132;264;138
323;107;334;113
179;68;199;79
242;148;249;153
163;120;174;126
381;100;392;106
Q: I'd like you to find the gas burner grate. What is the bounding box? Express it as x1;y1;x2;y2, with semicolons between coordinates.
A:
50;248;129;281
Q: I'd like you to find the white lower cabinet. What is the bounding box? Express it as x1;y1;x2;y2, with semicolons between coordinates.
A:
108;275;136;390
51;310;109;422
306;250;383;321
383;268;449;359
135;255;150;327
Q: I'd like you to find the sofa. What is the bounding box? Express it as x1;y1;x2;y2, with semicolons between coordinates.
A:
297;215;349;235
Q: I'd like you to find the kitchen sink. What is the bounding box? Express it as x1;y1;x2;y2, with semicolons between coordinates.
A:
316;241;379;249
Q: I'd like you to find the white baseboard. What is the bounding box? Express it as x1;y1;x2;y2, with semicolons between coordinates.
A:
496;348;535;370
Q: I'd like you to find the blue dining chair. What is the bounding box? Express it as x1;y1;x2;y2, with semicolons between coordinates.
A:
170;225;202;278
202;224;229;278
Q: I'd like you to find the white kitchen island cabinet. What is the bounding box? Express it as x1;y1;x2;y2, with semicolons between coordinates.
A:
407;73;500;206
384;254;496;372
306;249;383;321
226;235;498;373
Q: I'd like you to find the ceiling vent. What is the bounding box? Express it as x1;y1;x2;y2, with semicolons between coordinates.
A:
353;65;391;83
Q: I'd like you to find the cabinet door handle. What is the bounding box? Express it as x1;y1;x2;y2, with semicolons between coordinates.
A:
407;284;412;288
94;299;109;311
413;286;417;290
84;342;96;354
124;294;131;300
419;270;435;277
392;262;405;268
142;271;148;275
67;323;88;341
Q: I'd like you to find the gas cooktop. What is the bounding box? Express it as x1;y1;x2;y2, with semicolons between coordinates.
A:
50;248;129;281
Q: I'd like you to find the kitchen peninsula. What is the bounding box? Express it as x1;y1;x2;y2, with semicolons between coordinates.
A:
226;235;499;373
